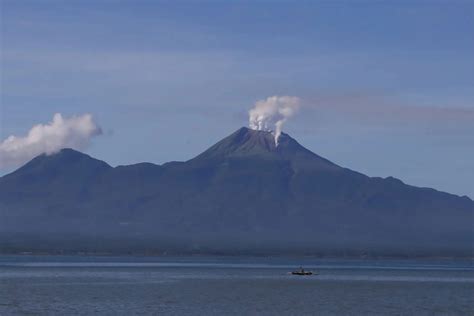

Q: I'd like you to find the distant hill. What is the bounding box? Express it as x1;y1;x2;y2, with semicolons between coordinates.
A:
0;127;473;257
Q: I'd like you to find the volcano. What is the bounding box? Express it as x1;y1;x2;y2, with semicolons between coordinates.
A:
0;127;473;256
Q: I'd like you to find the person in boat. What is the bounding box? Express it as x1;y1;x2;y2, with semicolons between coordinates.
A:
291;266;313;275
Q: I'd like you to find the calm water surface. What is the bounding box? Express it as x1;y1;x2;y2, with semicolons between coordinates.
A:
0;256;473;315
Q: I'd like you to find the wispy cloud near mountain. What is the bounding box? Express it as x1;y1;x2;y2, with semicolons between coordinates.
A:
303;94;474;127
0;113;102;169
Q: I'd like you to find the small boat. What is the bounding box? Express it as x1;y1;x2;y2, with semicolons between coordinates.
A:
291;270;313;275
290;267;315;275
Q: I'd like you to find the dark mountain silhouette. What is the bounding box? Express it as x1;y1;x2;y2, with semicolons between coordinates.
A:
1;127;473;257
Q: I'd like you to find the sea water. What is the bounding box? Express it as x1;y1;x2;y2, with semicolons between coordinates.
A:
0;255;473;315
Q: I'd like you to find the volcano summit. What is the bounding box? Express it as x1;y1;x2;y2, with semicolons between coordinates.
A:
0;127;472;257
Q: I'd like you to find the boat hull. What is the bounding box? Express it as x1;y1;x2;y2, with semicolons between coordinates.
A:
291;271;314;275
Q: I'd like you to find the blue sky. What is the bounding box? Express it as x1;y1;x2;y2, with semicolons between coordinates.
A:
1;1;473;197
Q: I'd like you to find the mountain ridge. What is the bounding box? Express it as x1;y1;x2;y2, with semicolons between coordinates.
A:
0;127;473;256
3;127;472;201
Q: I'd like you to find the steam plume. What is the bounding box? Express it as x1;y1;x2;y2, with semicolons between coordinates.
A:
0;113;102;169
248;96;300;145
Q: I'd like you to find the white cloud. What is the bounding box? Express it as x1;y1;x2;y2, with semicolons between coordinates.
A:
249;96;301;145
0;113;102;169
